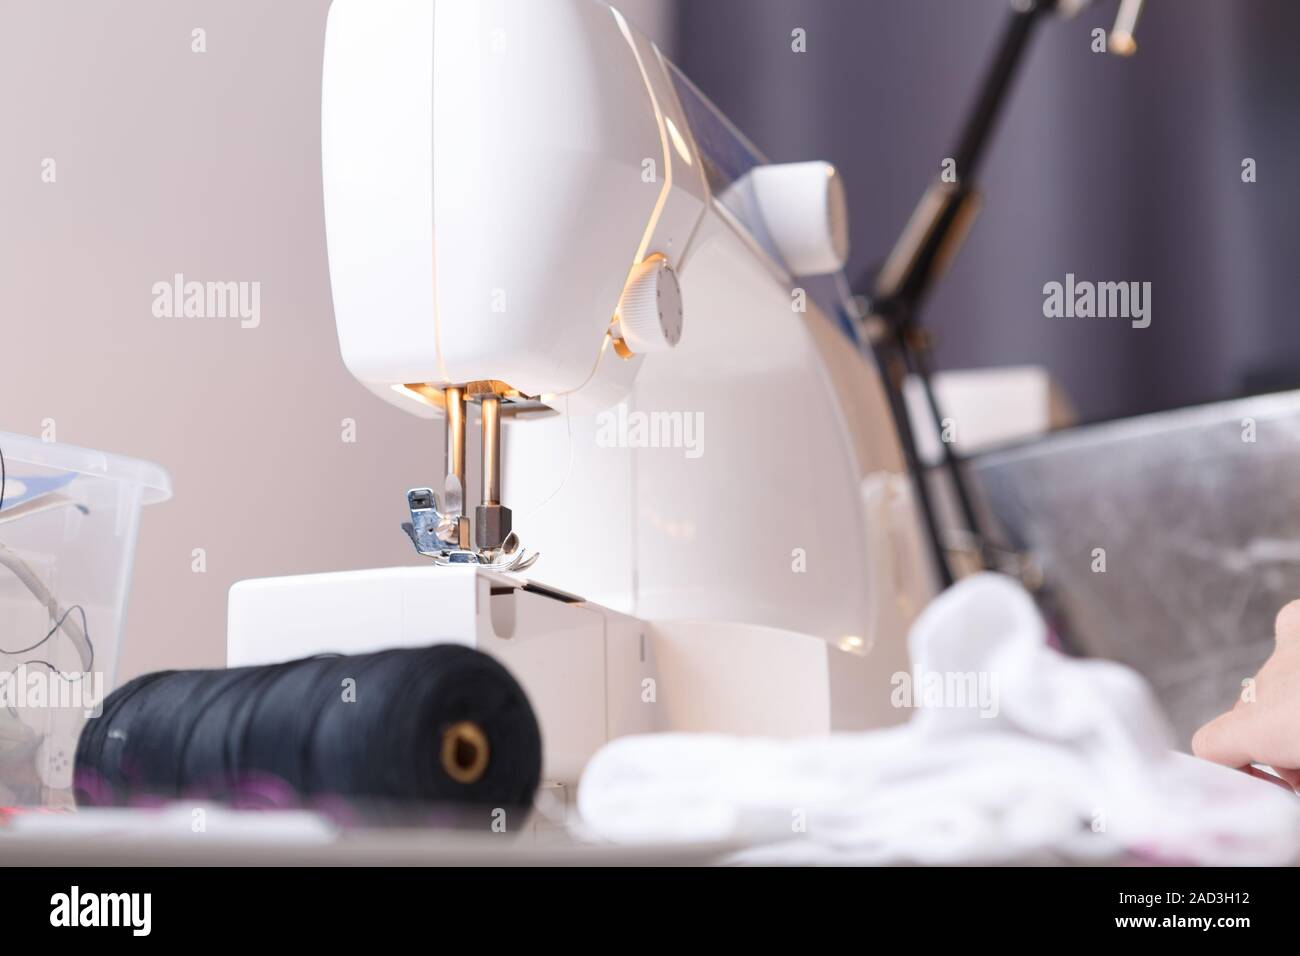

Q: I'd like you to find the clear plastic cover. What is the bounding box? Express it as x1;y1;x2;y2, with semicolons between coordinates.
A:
0;431;170;808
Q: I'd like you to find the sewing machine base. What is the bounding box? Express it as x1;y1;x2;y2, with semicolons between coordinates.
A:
227;566;884;786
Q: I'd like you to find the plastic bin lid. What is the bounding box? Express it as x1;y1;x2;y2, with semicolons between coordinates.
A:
0;430;172;505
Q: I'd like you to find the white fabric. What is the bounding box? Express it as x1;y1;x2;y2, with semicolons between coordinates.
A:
577;573;1300;864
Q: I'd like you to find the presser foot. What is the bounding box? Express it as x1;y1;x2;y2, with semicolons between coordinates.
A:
402;487;539;572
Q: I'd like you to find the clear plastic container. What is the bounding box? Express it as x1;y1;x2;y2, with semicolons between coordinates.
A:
0;431;170;808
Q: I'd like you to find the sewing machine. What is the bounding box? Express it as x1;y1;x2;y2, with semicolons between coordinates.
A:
227;0;933;791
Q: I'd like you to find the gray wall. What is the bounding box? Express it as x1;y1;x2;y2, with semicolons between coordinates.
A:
673;0;1300;423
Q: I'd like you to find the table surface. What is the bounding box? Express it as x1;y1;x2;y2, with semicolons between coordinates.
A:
0;812;736;866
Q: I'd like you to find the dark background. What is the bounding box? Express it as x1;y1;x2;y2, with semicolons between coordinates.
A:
672;0;1300;423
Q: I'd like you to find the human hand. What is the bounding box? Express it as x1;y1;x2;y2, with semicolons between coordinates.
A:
1192;601;1300;791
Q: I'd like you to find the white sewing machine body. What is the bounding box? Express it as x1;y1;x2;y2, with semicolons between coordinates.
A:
228;0;933;787
228;565;887;788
